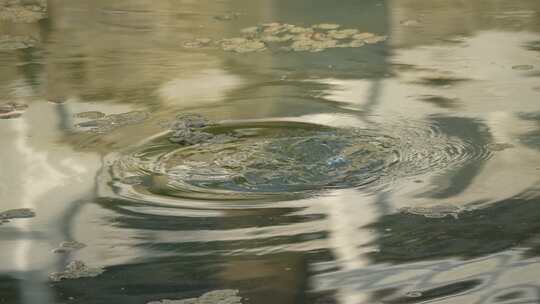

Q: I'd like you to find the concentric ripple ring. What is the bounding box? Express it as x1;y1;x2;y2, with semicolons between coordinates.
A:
101;119;492;204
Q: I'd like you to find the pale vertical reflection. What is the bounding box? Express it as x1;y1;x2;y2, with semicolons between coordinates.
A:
293;113;381;303
0;94;104;303
12;118;64;271
324;190;379;304
6;115;64;304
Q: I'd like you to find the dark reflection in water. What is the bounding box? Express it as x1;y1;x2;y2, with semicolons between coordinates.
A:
422;116;492;199
50;246;335;304
0;276;21;303
367;192;540;263
518;112;540;151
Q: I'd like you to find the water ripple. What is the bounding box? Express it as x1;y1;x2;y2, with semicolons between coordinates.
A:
100;118;492;206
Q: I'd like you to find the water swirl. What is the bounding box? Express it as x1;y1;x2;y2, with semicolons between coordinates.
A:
101;118;492;205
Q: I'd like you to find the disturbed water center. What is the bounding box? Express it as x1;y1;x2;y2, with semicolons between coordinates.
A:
104;114;490;203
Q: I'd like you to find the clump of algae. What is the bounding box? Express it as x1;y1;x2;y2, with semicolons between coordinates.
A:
183;22;387;53
147;289;242;304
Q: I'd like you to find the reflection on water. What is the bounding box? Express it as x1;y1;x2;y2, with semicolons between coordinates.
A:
0;0;540;303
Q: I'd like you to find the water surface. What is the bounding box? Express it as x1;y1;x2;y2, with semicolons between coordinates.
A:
1;0;540;303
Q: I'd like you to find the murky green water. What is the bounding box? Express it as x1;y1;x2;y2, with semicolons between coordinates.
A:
1;0;540;303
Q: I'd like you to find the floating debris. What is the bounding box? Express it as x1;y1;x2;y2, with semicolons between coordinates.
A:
168;113;236;145
221;38;266;53
48;98;66;104
183;38;212;49
0;1;47;23
183;22;386;53
400;19;422;26
0;208;35;224
147;289;242;304
0;102;28;119
74;111;106;120
168;114;213;145
49;260;104;282
353;32;375;40
213;12;240;21
512;65;534;71
314;23;340;30
364;35;388;44
327;29;358;39
487;143;515;151
169;128;214;145
0;35;39;50
52;241;87;254
75;111;149;133
400;205;461;219
418;95;459;109
415;76;470;87
168;113;210;130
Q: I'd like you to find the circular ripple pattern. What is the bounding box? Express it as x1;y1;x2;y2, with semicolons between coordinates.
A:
104;120;492;203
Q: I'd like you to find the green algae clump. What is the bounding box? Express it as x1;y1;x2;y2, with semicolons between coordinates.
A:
183;22;386;53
